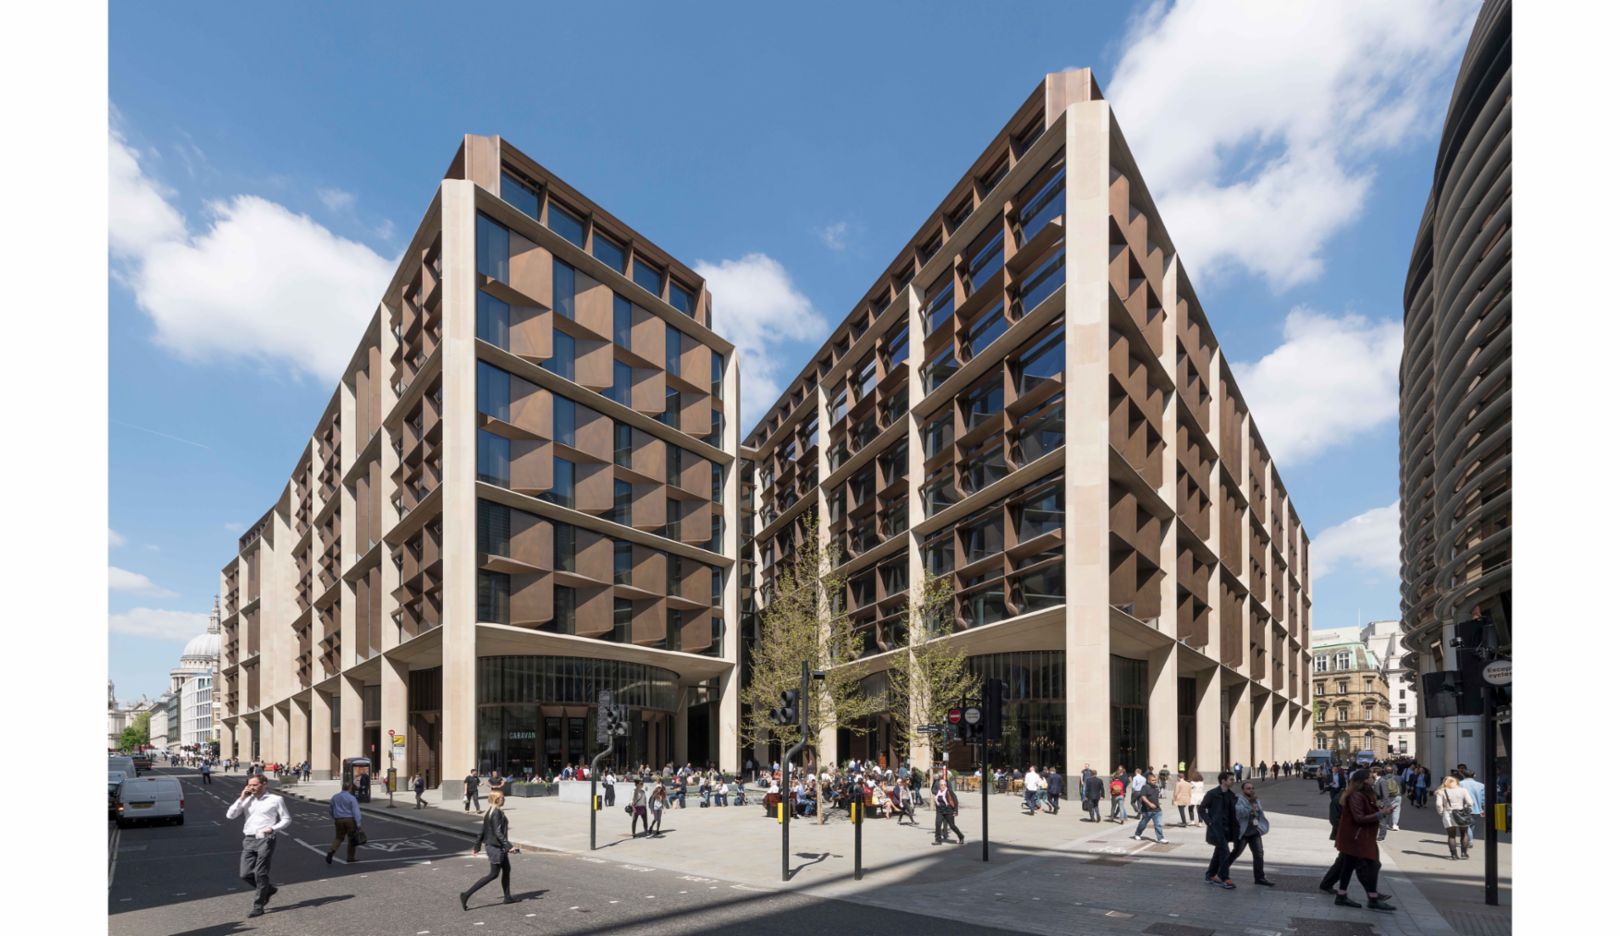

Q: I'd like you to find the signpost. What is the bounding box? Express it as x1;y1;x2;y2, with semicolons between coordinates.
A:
590;692;626;851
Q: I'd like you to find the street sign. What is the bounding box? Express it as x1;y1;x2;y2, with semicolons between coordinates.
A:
963;707;982;726
1482;660;1511;686
947;708;962;725
391;735;406;747
917;724;944;734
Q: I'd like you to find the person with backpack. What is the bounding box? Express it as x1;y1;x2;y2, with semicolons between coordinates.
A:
1109;769;1129;823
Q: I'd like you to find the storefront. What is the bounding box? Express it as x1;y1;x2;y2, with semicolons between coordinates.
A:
965;650;1067;772
475;656;679;777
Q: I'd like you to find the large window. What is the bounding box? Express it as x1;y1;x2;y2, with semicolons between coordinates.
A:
551;586;576;635
925;274;955;335
477;500;511;556
553;258;576;320
554;523;576;572
500;172;540;220
1110;655;1147;773
544;457;574;508
543;330;575;381
669;283;696;317
614;541;632;584
963;302;1007;357
593;233;626;273
666;610;684;651
633;258;663;298
612;480;631;525
966;227;1005;293
476;213;509;283
614;422;632;467
476;361;510;420
554;396;576;447
613;294;633;348
477;571;510;625
609;361;632;406
613;599;632;643
477;291;510;349
1013;158;1064;245
666;324;683;374
548;202;586;248
477;431;510;487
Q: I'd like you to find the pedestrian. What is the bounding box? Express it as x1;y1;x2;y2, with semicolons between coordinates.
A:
302;761;311;782
1435;775;1474;860
1189;772;1206;825
225;773;291;919
489;770;505;798
1109;769;1128;823
1228;781;1276;886
1173;773;1194;826
604;769;617;808
1199;770;1239;889
1232;761;1243;784
200;758;212;785
356;770;370;803
1258;761;1268;781
649;782;667;836
1022;765;1042;815
464;768;482;813
1082;768;1104;822
325;781;364;864
412;772;427;809
460;791;519;909
1327;769;1397;910
1130;773;1167;844
673;771;687;809
1128;768;1145;819
629;778;649;837
1047;767;1064;814
933;768;965;845
1414;767;1430;808
1379;767;1403;834
1458;770;1486;849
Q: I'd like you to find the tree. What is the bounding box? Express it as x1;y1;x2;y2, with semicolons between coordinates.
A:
889;573;978;765
119;711;151;752
741;514;886;813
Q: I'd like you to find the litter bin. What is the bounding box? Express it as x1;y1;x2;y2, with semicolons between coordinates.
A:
342;757;374;802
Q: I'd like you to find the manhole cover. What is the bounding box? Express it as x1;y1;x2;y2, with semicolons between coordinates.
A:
1439;907;1513;936
1144;924;1216;936
1286;919;1378;936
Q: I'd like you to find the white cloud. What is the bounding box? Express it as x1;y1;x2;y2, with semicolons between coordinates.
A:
108;127;394;381
816;221;850;251
109;566;178;598
1107;0;1478;289
693;253;829;430
109;607;210;641
1232;308;1402;465
223;521;242;532
317;187;357;213
109;528;126;548
1312;501;1400;580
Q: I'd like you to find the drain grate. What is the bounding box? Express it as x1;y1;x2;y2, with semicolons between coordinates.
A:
1143;924;1216;936
1439;907;1513;936
1089;856;1135;867
1286;919;1379;936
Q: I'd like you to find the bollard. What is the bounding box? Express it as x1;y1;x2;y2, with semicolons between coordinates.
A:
853;801;863;880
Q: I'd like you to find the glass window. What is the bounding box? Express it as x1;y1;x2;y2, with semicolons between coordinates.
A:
666;610;683;651
660;387;680;427
552;585;576;635
712;567;723;607
477;291;510;349
924;531;953;576
500;172;540;220
710;514;723;553
554;523;576;572
613;294;633;348
545;457;575;508
966;228;1005;293
541;329;575;381
547;202;586;248
613;599;632;643
1011;327;1064;393
614;422;632;467
633;258;663;297
477;362;510;420
1013;159;1064;246
612;480;631;525
962;302;1007;357
884;324;909;368
923;410;954;459
476;213;509;283
593;232;626;272
1012;247;1064;318
476;431;510;487
707;408;723;448
477;571;511;624
925;274;955;334
712;462;723;503
554;396;575;447
666;324;683;375
669;282;696;317
961;378;1004;430
664;497;682;538
553;258;576;320
477;500;511;555
614;540;632;584
609;361;632;406
711;351;724;398
923;343;958;393
1012;482;1063;541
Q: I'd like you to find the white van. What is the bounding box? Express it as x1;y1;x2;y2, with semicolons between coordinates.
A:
109;755;136;778
115;775;184;827
1302;750;1334;779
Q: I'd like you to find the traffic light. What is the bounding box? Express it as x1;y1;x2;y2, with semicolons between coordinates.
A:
982;678;1005;740
601;703;628;737
771;689;801;728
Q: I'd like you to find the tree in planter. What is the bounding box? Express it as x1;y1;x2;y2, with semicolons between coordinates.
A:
888;573;977;769
740;514;886;822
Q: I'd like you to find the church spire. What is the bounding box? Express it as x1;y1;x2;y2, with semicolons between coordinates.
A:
208;595;221;635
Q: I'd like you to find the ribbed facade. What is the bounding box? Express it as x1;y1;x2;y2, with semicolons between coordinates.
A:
742;71;1312;783
1399;0;1511;777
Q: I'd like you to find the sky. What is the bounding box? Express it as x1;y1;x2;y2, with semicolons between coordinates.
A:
106;0;1482;702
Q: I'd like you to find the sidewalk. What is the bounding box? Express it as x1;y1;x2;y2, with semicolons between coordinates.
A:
276;775;1483;935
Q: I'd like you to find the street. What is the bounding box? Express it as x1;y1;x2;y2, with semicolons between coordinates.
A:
109;768;1024;935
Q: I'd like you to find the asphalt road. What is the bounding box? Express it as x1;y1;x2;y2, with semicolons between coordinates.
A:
110;768;1022;935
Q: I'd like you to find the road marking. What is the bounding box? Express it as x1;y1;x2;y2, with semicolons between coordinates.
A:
108;825;121;890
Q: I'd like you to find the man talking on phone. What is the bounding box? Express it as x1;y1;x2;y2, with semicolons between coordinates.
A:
225;774;292;918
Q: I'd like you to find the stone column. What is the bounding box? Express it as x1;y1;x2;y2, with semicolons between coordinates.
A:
309;689;333;780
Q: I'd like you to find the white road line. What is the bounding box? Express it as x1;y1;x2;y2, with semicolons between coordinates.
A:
108;825;121;890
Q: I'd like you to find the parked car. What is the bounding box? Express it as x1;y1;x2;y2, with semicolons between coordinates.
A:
131;752;153;775
109;755;136;778
115;776;184;828
108;770;128;818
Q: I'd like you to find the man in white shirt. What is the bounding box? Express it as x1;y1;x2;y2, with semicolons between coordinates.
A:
1459;770;1487;847
226;774;292;918
1023;766;1043;815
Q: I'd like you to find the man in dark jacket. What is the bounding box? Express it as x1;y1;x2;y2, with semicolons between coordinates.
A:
1045;768;1063;814
1199;770;1240;888
1082;770;1105;822
463;769;482;813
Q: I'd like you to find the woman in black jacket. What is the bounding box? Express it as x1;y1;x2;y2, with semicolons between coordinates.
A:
461;791;519;910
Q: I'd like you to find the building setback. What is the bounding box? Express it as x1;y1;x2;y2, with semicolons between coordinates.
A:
742;70;1312;788
1399;0;1511;780
218;137;742;792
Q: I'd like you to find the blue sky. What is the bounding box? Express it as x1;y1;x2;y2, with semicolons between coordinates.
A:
107;0;1482;701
